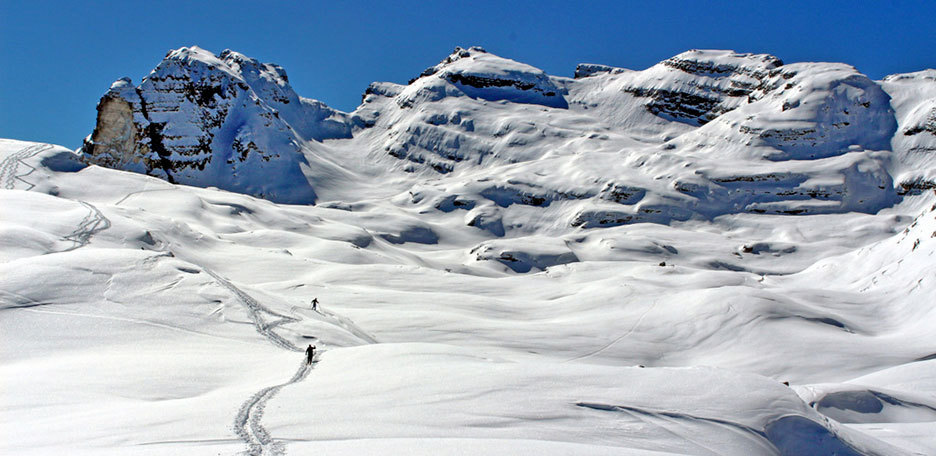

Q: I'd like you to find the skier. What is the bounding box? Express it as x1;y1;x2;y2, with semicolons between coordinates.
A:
311;298;318;311
306;344;316;364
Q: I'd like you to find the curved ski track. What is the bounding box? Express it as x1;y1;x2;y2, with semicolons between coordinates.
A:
0;143;52;190
3;142;370;455
200;267;377;455
1;143;111;252
565;299;659;363
234;359;315;456
203;268;302;353
60;201;111;252
316;307;379;344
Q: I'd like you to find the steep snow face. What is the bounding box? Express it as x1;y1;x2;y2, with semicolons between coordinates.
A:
882;70;936;194
81;46;356;204
218;49;356;142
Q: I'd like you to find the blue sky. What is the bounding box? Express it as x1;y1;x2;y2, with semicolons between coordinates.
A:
2;0;934;149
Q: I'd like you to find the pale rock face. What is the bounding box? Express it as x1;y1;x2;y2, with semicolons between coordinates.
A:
85;79;139;171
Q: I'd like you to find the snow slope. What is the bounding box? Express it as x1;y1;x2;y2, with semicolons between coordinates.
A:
3;45;936;455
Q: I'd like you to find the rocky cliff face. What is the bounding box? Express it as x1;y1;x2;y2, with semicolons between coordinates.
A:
623;49;783;125
81;46;356;204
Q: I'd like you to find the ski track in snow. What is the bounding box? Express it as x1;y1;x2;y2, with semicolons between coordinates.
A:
198;267;374;454
234;359;316;456
564;299;659;363
202;267;306;455
203;268;302;353
1;142;329;456
113;187;175;206
315;307;379;344
1;143;111;252
60;201;111;252
0;143;51;190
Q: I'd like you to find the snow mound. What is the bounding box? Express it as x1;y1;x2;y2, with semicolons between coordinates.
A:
815;388;936;424
685;62;897;161
470;237;579;272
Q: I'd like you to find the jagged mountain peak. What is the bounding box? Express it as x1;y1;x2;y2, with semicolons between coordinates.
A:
574;63;629;79
110;76;133;89
163;45;220;63
414;46;490;80
155;46;252;82
574;49;781;81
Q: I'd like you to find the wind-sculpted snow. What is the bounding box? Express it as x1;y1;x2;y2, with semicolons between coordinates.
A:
470;237;579;273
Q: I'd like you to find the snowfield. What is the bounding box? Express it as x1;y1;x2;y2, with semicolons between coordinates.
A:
2;45;936;455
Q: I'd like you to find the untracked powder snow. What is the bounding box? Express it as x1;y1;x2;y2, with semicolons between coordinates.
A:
2;46;936;455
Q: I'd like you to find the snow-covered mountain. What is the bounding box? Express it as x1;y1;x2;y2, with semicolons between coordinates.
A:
81;47;355;204
82;46;923;226
3;46;936;455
